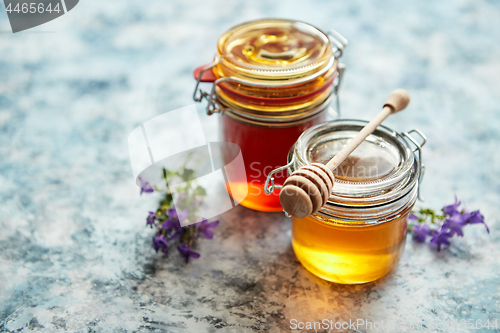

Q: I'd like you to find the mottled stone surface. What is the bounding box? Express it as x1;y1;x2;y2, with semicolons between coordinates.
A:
1;1;499;332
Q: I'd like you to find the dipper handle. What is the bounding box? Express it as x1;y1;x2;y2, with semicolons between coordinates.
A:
325;89;410;171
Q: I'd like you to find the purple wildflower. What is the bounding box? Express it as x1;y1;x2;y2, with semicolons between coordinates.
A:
466;210;489;233
139;177;154;195
153;234;169;254
430;227;453;251
162;218;180;231
409;213;418;221
196;219;220;239
146;211;156;228
442;212;468;237
442;196;461;215
412;224;431;242
177;244;200;263
168;228;184;241
162;208;188;230
410;197;488;250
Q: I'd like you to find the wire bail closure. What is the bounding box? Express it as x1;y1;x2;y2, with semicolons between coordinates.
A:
264;157;296;195
328;29;348;58
402;129;427;201
192;57;220;114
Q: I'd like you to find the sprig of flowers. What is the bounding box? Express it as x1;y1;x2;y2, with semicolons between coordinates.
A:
139;166;219;262
408;196;489;251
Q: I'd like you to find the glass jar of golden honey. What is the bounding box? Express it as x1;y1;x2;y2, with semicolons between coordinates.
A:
266;120;427;284
193;19;347;212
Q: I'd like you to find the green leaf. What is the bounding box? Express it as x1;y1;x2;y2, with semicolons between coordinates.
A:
182;168;195;181
164;193;173;206
159;193;173;208
195;185;207;196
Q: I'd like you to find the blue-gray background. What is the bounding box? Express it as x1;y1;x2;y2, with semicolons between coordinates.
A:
0;1;499;332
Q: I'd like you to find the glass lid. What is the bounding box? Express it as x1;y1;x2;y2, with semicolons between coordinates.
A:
290;120;419;204
309;132;401;183
216;18;334;80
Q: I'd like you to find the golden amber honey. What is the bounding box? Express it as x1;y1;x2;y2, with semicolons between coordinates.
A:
292;210;410;284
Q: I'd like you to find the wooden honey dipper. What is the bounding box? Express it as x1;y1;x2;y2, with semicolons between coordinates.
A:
280;89;411;218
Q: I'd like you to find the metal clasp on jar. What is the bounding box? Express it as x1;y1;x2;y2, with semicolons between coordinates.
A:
264;156;296;195
328;30;348;116
264;156;296;217
192;56;220;114
402;129;427;201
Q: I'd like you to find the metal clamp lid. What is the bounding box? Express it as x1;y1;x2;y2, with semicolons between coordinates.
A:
193;29;348;116
264;128;428;202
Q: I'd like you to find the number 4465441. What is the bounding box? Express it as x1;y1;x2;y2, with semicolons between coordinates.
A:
6;2;61;14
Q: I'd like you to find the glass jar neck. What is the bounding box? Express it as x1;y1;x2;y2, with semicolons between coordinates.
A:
213;59;338;114
219;87;336;124
315;185;418;224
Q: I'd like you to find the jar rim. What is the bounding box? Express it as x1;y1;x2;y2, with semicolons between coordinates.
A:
289;119;420;208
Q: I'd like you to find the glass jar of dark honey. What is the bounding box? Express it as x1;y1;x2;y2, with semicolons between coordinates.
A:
266;120;427;283
193;18;347;212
